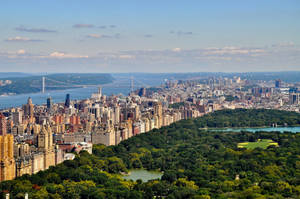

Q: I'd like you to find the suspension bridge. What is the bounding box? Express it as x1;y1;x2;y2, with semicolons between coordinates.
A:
32;76;150;93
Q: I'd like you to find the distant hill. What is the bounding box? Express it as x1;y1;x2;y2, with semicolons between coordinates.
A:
0;73;114;95
0;72;34;78
113;71;300;84
229;71;300;83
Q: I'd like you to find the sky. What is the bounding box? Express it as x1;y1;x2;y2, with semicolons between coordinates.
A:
0;0;299;73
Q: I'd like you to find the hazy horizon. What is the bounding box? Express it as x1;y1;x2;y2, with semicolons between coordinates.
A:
2;70;300;75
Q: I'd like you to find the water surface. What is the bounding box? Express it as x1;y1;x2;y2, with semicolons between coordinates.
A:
122;169;163;182
212;126;300;133
0;75;163;109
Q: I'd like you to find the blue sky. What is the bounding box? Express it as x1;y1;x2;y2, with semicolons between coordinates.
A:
0;0;299;72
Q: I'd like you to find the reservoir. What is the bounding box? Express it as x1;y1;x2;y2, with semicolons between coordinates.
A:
122;169;163;182
212;126;300;133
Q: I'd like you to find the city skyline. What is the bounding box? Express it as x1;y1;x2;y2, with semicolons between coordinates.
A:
0;0;299;72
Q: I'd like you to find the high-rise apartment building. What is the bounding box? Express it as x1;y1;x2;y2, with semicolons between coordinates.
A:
275;79;282;88
12;112;23;125
65;94;70;108
153;101;163;117
47;97;53;110
22;97;34;120
0;119;15;182
289;93;300;105
0;113;7;136
38;125;55;170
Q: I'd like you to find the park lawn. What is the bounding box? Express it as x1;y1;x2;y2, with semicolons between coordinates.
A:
238;139;278;149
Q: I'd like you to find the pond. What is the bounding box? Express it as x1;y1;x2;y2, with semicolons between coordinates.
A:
122;169;163;182
211;126;300;133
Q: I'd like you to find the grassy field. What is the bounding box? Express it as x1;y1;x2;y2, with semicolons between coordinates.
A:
238;139;278;149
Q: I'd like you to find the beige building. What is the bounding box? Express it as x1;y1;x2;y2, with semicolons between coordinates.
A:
16;158;32;177
91;129;116;146
143;118;150;132
32;153;44;174
0;134;15;182
38;125;55;170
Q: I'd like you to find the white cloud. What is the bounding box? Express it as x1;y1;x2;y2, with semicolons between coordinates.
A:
119;55;135;59
203;47;265;55
0;49;28;58
7;36;30;41
172;48;181;52
86;34;102;38
17;49;26;54
49;52;88;59
5;36;43;42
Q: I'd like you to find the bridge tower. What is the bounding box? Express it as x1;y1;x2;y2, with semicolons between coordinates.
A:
42;76;45;93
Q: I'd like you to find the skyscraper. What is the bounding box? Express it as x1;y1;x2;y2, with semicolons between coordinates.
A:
0;113;15;182
275;79;282;88
91;86;102;101
153;101;163;117
113;105;120;124
0;133;15;182
12;112;23;125
65;94;70;107
38;125;55;170
47;97;53;110
0;113;7;136
23;97;34;118
289;93;300;105
138;87;146;97
97;86;102;97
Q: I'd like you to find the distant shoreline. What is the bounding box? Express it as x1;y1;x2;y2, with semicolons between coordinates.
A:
0;73;114;96
201;125;300;132
0;85;96;97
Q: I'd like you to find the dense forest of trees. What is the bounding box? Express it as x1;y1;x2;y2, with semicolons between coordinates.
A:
1;109;300;198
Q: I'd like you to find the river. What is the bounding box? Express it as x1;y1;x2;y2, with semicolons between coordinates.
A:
0;75;163;109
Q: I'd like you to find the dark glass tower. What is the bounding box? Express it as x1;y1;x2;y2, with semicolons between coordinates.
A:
275;79;281;88
47;97;52;109
65;94;70;107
